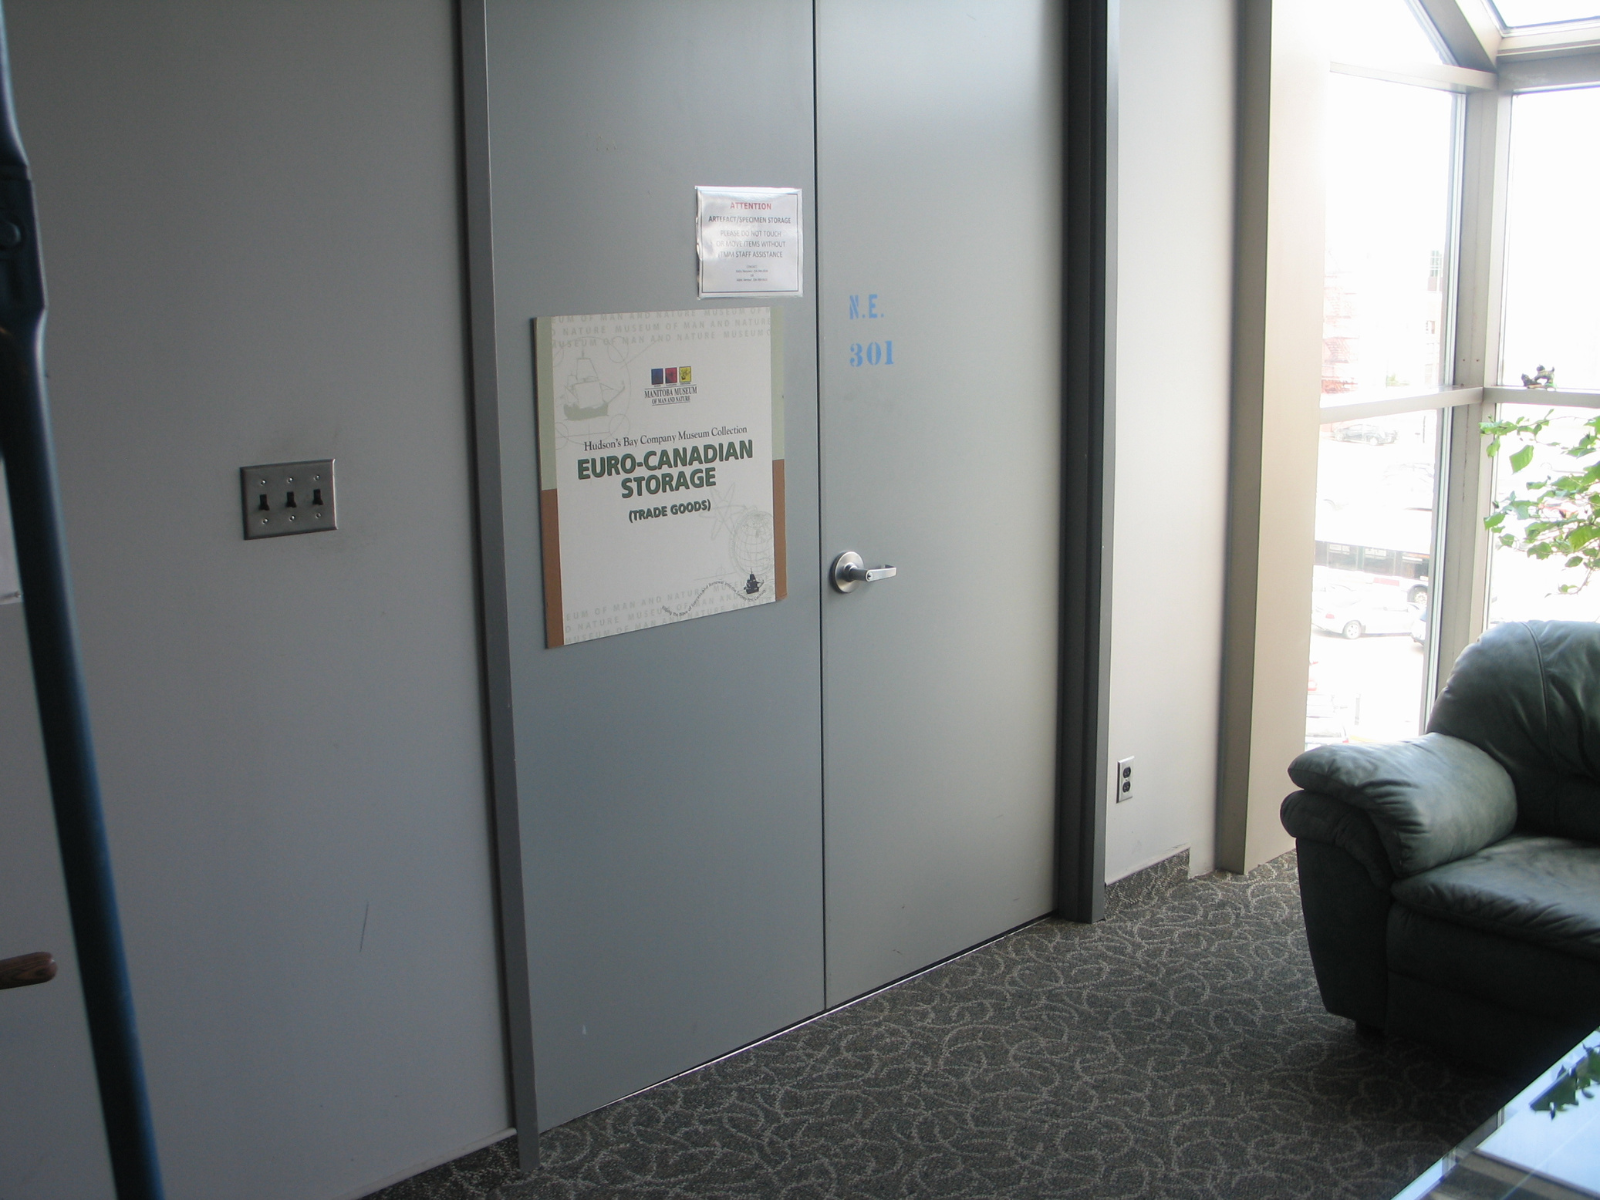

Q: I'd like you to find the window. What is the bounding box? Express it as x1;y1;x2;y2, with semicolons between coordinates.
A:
1307;1;1461;750
1489;1;1600;28
1498;87;1600;391
1486;405;1600;624
1321;74;1458;399
1233;0;1600;844
1482;85;1600;626
1309;412;1440;747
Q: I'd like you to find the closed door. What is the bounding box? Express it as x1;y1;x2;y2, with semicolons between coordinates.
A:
483;0;1062;1131
485;0;826;1131
816;0;1063;1004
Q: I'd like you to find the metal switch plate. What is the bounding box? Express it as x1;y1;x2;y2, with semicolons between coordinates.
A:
241;460;336;539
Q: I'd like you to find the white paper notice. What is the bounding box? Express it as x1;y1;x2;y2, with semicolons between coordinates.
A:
534;308;786;647
696;186;803;298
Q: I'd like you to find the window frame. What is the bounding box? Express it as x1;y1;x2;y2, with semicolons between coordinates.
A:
1218;0;1600;872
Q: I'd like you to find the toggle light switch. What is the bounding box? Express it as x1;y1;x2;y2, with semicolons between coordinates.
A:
241;459;336;539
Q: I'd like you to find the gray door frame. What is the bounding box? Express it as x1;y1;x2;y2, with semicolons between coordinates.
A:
451;0;1114;1167
455;0;540;1171
1056;0;1116;925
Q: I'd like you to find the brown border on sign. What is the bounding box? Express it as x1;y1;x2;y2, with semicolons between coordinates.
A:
772;459;787;600
539;489;564;647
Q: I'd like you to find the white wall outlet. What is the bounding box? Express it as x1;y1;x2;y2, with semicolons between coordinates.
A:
1115;755;1134;803
241;459;336;539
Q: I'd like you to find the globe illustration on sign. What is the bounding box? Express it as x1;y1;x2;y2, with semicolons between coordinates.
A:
730;510;775;579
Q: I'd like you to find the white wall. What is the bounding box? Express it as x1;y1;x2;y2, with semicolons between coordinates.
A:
0;4;510;1198
1105;0;1237;882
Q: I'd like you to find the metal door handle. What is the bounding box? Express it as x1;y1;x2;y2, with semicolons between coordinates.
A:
831;551;898;593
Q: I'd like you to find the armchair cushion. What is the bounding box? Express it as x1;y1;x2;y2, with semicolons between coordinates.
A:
1288;733;1515;877
1391;834;1600;963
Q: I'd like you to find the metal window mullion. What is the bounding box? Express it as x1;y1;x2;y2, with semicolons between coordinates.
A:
1489;387;1600;408
1433;85;1512;694
1442;90;1468;390
1420;407;1452;733
1319;387;1482;422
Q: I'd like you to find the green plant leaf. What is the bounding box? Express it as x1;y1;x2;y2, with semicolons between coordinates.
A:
1511;444;1536;473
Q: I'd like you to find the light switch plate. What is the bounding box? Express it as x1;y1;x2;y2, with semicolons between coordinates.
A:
241;460;336;539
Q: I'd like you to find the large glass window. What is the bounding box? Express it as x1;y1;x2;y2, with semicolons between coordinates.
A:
1308;412;1441;748
1486;84;1600;628
1323;75;1458;401
1499;87;1600;391
1310;5;1462;750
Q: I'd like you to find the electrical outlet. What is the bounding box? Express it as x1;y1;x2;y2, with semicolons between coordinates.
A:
1115;755;1134;803
241;460;336;539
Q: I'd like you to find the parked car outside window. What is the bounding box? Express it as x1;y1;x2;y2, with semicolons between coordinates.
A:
1311;584;1420;640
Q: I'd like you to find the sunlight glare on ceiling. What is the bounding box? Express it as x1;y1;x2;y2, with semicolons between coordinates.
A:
1325;0;1449;66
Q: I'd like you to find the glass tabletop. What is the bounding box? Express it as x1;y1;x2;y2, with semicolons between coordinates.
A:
1395;1034;1600;1200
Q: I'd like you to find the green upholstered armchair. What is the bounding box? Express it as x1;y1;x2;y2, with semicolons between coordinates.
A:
1281;620;1600;1077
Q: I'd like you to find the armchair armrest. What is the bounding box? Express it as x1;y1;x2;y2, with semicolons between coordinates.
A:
1281;790;1393;890
1280;791;1394;1027
1287;733;1516;878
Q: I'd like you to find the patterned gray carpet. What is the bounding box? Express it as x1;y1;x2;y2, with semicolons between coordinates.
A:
370;852;1516;1200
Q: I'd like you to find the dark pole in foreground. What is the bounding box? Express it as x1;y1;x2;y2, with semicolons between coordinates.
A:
0;6;166;1198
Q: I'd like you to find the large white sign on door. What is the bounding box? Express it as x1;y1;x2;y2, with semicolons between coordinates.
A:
534;307;786;647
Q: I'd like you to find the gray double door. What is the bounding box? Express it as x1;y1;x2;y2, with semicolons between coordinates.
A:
486;0;1063;1130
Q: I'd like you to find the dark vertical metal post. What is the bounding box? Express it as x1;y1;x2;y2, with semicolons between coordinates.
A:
1056;0;1116;923
455;0;540;1171
0;6;165;1197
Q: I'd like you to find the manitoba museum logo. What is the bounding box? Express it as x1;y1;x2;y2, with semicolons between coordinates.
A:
646;365;696;406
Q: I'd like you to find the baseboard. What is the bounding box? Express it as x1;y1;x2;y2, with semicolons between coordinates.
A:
1106;845;1191;886
1103;847;1191;917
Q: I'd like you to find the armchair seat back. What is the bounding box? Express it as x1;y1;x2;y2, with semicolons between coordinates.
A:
1429;621;1600;842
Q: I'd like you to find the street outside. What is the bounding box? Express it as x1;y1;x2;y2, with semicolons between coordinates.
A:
1307;414;1435;748
1309;627;1426;745
1307;407;1600;750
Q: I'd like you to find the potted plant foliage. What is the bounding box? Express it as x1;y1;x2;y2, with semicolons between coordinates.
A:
1482;374;1600;594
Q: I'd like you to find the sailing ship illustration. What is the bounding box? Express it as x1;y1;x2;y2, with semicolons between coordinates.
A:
562;353;623;421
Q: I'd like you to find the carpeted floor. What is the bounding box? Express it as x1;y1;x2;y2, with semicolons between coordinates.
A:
370;852;1517;1200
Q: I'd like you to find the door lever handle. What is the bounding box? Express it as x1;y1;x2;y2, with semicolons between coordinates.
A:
0;950;56;990
831;551;897;593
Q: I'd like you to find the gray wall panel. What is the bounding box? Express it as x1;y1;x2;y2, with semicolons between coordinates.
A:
0;605;111;1196
484;0;825;1130
0;4;509;1197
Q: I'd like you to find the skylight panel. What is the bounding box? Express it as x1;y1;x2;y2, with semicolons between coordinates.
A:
1490;1;1600;28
